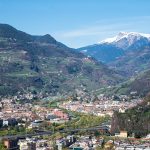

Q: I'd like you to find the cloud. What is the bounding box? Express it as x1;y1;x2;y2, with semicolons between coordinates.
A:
52;16;150;48
57;16;150;38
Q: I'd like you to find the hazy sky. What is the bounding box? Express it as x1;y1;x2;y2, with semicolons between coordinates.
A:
0;0;150;48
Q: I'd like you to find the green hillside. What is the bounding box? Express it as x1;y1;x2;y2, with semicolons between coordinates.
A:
111;95;150;138
0;24;123;98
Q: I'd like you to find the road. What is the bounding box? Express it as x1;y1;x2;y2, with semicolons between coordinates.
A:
0;125;109;140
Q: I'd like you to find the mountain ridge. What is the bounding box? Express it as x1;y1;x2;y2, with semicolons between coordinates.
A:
99;31;150;47
0;24;123;98
77;31;150;77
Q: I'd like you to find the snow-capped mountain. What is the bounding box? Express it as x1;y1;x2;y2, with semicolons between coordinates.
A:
77;32;150;63
99;32;150;50
77;32;150;76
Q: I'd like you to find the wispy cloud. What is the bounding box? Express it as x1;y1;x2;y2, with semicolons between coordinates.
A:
59;23;130;38
57;16;150;38
52;16;150;47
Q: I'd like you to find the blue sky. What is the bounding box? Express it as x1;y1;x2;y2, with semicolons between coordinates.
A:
0;0;150;48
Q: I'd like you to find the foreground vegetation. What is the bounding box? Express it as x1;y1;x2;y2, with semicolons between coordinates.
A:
111;95;150;138
0;126;34;137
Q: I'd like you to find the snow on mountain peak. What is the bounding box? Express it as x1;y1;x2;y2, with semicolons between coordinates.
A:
99;32;150;44
99;36;117;44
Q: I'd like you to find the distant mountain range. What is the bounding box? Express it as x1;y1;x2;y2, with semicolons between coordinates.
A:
99;32;150;50
77;32;150;96
0;24;123;97
78;32;150;77
1;24;150;98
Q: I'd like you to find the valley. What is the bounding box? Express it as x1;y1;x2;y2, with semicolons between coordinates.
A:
0;24;150;150
0;0;150;149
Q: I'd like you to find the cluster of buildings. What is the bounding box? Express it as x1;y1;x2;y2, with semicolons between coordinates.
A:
68;136;104;150
1;135;93;150
2;135;97;150
56;135;77;150
2;137;54;150
60;98;143;117
0;95;149;150
2;134;150;150
114;138;150;150
32;106;69;123
0;98;69;129
0;98;34;127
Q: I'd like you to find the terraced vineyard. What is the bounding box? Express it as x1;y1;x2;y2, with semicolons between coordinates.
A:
0;24;123;97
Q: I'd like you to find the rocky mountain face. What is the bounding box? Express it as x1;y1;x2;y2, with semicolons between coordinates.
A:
0;24;123;97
